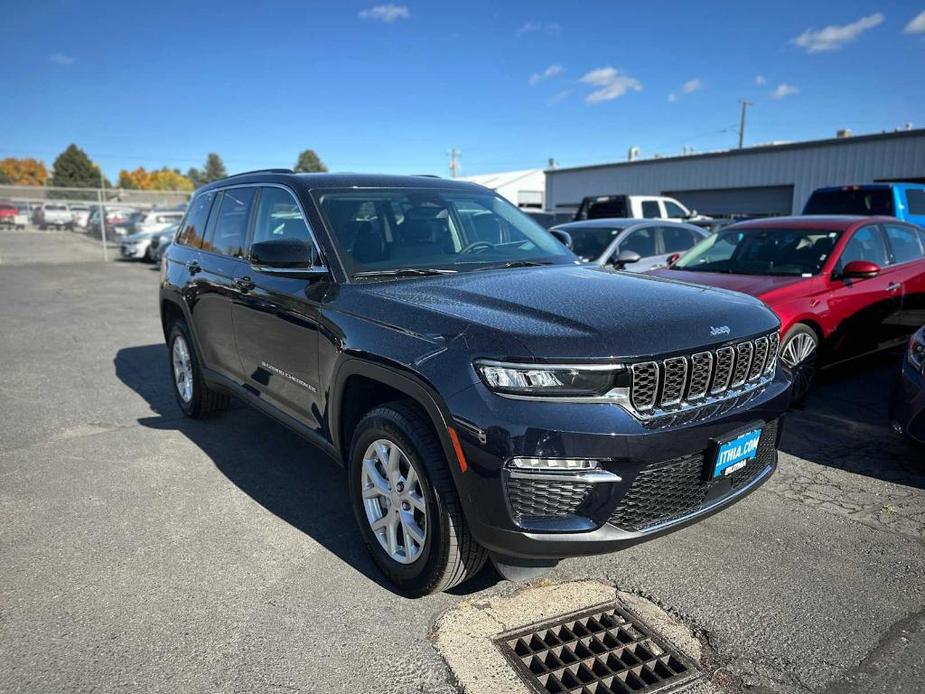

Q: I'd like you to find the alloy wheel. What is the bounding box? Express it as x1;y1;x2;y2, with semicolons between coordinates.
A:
360;439;427;564
172;335;194;403
780;331;818;400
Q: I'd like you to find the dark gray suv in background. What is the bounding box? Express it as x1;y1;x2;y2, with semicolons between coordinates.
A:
160;170;791;596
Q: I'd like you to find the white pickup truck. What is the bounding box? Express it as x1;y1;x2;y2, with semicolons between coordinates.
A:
35;203;75;230
573;194;711;222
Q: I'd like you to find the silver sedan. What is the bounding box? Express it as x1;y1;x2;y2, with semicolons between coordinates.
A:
550;218;710;272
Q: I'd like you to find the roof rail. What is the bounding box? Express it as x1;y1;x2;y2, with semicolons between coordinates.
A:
225;168;294;178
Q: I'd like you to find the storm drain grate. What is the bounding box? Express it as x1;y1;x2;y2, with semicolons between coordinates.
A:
495;602;700;694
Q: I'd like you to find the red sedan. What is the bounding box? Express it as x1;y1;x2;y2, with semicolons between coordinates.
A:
648;215;925;400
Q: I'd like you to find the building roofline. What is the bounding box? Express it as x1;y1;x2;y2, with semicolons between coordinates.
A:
546;128;925;175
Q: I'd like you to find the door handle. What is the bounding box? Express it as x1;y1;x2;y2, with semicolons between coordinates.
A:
235;276;256;292
186;261;201;275
886;282;901;293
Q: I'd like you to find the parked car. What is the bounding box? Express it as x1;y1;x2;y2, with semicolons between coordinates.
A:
549;218;709;271
0;202;18;228
13;204;28;229
648;215;925;401
803;183;925;227
150;224;179;264
35;203;74;230
573;194;711;222
70;204;91;229
524;210;573;229
161;171;790;595
119;228;165;261
88;206;138;240
132;209;185;234
891;325;925;445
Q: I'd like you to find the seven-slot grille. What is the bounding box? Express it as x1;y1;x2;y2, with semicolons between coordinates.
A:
629;332;778;415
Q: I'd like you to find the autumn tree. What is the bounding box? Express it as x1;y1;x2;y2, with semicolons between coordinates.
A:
0;169;11;185
294;149;328;173
0;157;48;186
118;166;193;191
118;167;152;190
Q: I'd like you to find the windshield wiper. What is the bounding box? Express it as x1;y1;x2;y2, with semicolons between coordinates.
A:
352;268;458;279
473;260;553;271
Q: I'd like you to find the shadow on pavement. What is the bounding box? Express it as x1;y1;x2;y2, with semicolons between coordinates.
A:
780;347;925;490
114;343;502;597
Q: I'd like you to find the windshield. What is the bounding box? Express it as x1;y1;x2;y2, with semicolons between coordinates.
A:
673;227;841;276
315;188;575;278
804;189;894;216
566;226;621;261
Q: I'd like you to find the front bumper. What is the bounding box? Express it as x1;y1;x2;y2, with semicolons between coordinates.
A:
445;369;791;560
120;242;148;258
891;356;925;444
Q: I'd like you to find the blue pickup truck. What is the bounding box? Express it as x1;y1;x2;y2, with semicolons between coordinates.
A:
803;183;925;227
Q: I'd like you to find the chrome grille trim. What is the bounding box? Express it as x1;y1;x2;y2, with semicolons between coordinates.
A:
630;362;659;411
661;356;688;406
687;352;713;400
711;347;735;394
628;332;778;420
731;342;753;388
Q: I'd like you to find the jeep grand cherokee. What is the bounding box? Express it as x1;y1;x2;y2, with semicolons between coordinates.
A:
159;171;791;596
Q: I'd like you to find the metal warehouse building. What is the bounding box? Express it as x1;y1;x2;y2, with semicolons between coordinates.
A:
545;128;925;217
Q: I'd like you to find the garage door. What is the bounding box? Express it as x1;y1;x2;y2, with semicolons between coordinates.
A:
664;185;794;217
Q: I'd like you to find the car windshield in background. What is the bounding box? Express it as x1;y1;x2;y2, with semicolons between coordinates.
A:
315;188;575;278
673;227;841;276
804;189;894;216
568;227;621;261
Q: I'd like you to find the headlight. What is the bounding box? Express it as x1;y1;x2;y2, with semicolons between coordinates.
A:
474;360;624;397
909;332;925;371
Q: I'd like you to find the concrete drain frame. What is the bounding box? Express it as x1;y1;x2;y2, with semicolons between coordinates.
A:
494;601;701;694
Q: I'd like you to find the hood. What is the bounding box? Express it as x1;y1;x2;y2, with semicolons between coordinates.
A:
123;230;158;242
341;265;779;361
647;268;808;298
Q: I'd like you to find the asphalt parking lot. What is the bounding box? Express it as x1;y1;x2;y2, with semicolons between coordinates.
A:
1;228;923;694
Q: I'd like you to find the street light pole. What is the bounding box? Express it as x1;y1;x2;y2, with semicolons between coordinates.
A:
738;99;753;149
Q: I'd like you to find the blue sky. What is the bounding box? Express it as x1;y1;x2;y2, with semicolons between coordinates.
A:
2;1;925;180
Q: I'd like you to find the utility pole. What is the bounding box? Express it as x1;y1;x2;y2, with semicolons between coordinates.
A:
448;148;460;178
738;99;752;149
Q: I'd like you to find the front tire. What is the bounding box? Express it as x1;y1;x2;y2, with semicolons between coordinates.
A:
780;323;819;403
348;401;486;596
167;320;229;417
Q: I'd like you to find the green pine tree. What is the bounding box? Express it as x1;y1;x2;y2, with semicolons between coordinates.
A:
202;153;227;183
293;149;328;173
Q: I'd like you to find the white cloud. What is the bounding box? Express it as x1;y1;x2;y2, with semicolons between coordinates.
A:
358;4;410;23
667;92;678;103
549;89;572;104
771;83;799;99
792;13;883;53
49;53;75;66
579;66;642;104
755;74;767;85
681;78;703;94
528;65;564;86
904;10;925;34
517;21;561;36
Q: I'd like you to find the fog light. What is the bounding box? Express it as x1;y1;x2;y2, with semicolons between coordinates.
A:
508;457;600;471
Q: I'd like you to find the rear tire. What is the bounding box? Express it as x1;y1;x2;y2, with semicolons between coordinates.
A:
348;401;486;596
167;320;229;418
780;323;819;404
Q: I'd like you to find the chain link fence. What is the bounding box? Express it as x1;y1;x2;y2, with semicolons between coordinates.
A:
0;184;191;262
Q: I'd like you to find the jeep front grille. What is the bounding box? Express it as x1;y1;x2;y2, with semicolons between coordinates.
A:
630;332;778;417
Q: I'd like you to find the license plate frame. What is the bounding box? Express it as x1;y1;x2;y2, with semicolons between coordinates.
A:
710;427;762;479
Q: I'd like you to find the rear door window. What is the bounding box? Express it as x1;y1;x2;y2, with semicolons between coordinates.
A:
659;226;698;253
904;189;925;216
641;201;660;218
884;223;924;264
204;187;256;258
176;191;216;248
620;226;657;257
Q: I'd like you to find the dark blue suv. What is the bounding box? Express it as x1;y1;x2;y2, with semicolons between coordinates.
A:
160;171;791;595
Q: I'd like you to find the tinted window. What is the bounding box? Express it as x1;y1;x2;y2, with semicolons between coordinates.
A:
177;191;215;248
664;201;687;218
252;187;312;246
884;224;924;264
582;196;628;220
621;227;657;256
804;188;894;216
660;226;698;253
838;225;889;269
567;226;620;261
904;189;925;216
205;187;255;258
641;201;660;218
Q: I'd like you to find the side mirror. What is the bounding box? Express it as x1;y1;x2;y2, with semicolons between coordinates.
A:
549;228;573;250
613;250;642;268
841;260;880;280
251;239;327;278
666;252;682;266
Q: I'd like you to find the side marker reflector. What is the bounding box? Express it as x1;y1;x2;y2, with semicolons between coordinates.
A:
447;427;468;472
